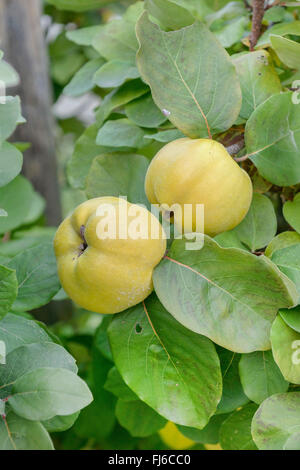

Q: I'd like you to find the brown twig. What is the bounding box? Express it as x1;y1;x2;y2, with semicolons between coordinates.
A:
249;0;266;51
225;135;245;156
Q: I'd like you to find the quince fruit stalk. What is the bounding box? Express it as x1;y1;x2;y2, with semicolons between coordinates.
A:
54;197;166;314
145;138;253;237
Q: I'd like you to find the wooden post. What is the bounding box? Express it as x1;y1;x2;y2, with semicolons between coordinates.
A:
0;0;62;226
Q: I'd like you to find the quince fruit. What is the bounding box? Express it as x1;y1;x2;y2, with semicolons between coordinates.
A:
54;197;166;314
159;422;195;450
145;138;253;237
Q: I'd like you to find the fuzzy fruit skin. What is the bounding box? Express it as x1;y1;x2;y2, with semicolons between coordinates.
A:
54;197;166;314
145;138;253;237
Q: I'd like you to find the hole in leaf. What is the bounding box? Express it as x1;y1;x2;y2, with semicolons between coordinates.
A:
135;323;143;334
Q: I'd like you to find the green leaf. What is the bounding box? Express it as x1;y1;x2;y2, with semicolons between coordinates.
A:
214;230;249;251
0;342;77;396
0;314;52;354
153;236;298;353
270;244;300;295
144;129;185;143
86;152;149;206
145;0;194;30
136;14;241;138
213;17;248;49
256;21;300;48
0;96;21;142
42;412;80;433
265;231;300;258
95;79;148;127
8;243;61;312
232;193;277;251
0;60;19;86
270;35;300;70
177;414;229;444
8;367;93;421
217;347;249;414
245;92;300;186
219;404;258;450
104;367;138;402
96;119;146;149
239;351;288;404
116;399;166;437
125;93;166;128
66;26;104;45
0;409;54;450
280;305;300;333
64;58;104;96
233;50;281;120
283;193;300;234
67;125;105;190
271;315;300;384
92;2;144;63
94;60;139;88
46;0;113;12
0;265;17;318
251;392;300;450
108;294;222;429
0;175;35;234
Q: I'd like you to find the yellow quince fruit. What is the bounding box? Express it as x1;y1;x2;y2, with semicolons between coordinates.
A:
159;422;195;450
54;197;166;314
145;138;253;237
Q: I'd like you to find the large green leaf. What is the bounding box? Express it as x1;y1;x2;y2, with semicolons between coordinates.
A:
233;50;281;120
270;35;300;70
46;0;114;12
8;367;93;421
219;404;258;450
92;2;144;63
7;243;61;312
232;193;277;251
239;351;288;404
86;153;149;206
153;236;298;353
283;193;300;233
136;13;241;138
271;315;300;384
251;392;300;450
0;96;21;143
0;342;77;396
108;295;222;429
116;399;166;437
0;314;52;354
0;142;22;188
270;244;300;295
245;92;300;186
216;347;248;414
0;265;17;318
0;175;35;234
0;409;53;450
